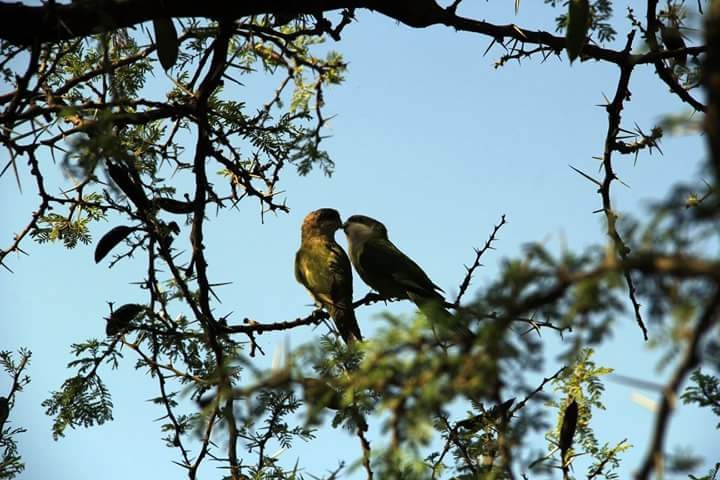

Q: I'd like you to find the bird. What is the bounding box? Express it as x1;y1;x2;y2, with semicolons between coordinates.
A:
342;214;448;317
295;208;362;344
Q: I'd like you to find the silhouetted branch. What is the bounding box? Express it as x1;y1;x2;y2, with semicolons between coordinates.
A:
598;30;648;340
454;214;507;307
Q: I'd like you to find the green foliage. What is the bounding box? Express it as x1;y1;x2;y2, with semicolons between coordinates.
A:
547;0;616;44
240;388;316;476
682;370;720;428
539;348;630;478
0;349;32;480
31;213;92;248
31;191;106;248
41;340;120;439
42;374;114;440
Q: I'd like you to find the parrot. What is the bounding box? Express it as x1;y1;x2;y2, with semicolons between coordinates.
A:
342;214;449;317
295;208;362;343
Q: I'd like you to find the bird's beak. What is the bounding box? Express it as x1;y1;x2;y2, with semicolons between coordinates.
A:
341;221;349;232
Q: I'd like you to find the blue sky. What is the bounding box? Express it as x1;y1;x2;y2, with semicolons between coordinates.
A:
1;2;717;479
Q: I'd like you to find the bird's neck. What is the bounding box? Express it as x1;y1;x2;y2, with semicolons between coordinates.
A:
345;228;380;249
301;228;336;244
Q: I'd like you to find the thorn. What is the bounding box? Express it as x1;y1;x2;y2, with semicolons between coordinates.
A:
616;177;631;189
512;24;528;40
483;38;497;57
569;165;603;187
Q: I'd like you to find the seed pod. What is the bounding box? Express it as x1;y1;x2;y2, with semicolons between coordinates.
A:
153;18;179;71
566;0;591;63
0;396;8;429
559;398;579;454
106;160;150;211
94;225;137;263
157;197;194;214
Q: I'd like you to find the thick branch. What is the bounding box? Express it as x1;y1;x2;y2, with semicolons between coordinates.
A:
634;290;720;480
0;0;643;67
706;0;720;180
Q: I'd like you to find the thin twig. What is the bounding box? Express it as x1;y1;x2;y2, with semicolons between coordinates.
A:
454;214;507;306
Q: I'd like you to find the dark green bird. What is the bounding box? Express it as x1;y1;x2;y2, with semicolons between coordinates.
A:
295;209;362;343
342;215;447;315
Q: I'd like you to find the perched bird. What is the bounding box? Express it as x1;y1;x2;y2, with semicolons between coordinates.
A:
342;215;447;315
295;209;362;343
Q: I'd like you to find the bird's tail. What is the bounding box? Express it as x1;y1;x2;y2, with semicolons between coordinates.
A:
329;305;363;344
408;293;473;342
408;292;451;319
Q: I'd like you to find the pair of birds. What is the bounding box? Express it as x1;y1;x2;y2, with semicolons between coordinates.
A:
295;208;447;343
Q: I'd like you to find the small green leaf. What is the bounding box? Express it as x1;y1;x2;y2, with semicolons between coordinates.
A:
153;18;178;71
566;0;590;63
94;225;136;263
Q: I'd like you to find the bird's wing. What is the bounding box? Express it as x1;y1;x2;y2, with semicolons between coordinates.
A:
294;248;310;289
296;241;362;342
359;238;443;299
296;241;353;309
326;240;354;308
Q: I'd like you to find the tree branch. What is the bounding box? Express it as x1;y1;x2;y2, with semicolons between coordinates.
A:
634;290;720;480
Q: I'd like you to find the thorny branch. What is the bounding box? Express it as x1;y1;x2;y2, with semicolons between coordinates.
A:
357;426;373;479
454;214;507;307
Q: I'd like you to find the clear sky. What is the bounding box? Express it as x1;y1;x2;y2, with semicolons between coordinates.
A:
1;2;716;479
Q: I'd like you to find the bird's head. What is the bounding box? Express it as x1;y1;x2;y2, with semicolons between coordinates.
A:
342;215;388;243
302;208;343;238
